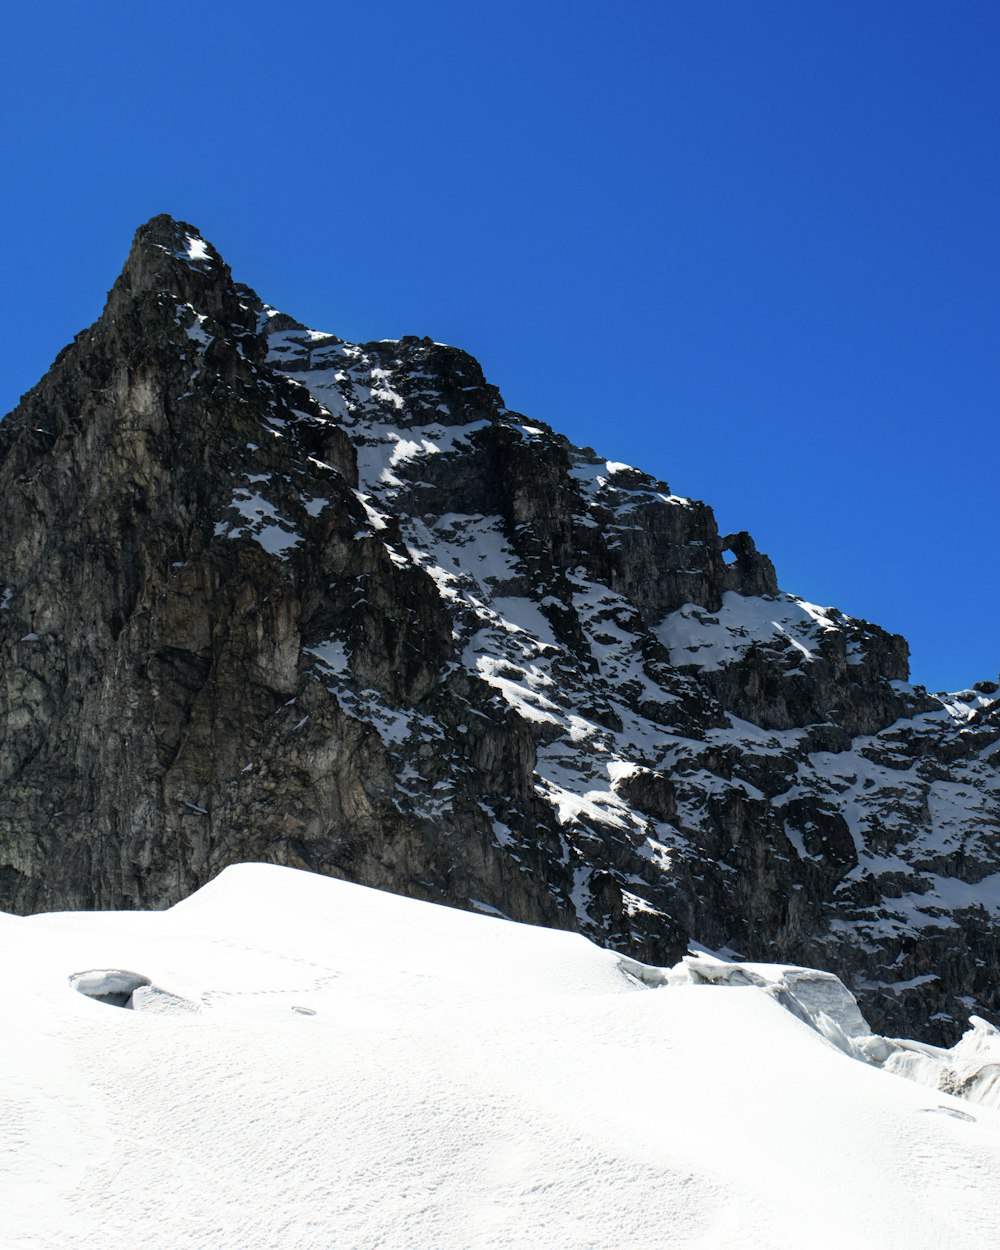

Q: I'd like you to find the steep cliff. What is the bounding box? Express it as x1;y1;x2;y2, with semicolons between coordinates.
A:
1;215;997;1041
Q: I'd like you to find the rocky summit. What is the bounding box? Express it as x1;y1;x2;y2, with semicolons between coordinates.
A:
1;215;997;1042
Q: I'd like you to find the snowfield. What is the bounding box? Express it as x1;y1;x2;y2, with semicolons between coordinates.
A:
3;863;1000;1249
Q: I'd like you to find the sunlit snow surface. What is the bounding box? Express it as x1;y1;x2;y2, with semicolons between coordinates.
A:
4;865;1000;1249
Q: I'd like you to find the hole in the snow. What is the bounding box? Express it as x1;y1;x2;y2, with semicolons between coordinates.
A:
70;969;152;1009
291;1005;316;1016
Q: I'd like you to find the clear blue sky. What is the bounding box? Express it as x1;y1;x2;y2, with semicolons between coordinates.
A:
2;2;997;691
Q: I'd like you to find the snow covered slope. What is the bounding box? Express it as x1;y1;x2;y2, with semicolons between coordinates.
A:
3;864;999;1250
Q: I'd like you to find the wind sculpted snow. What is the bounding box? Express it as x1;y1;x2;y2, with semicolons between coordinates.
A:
3;866;1000;1250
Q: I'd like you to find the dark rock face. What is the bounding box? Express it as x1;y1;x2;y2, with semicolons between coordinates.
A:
1;215;998;1043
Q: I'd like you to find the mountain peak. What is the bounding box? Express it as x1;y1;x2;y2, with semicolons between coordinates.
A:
102;214;257;335
0;220;998;1047
119;214;224;286
135;213;216;259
